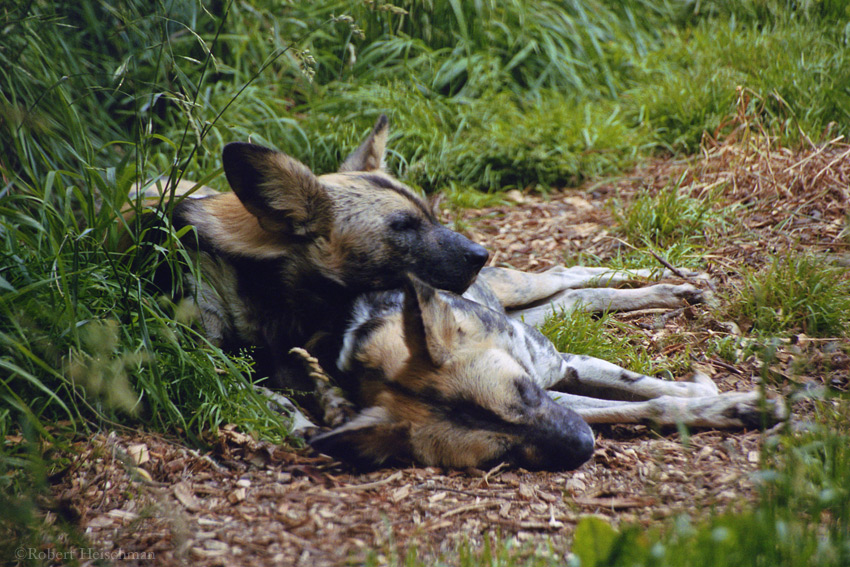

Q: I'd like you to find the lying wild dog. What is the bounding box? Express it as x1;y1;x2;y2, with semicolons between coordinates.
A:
129;116;782;471
128;116;488;392
304;270;785;471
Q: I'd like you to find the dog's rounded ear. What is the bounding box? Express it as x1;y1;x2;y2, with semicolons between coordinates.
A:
222;142;333;238
401;273;457;368
309;407;411;468
338;114;389;172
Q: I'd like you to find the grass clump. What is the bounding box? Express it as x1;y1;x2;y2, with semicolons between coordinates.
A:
613;179;734;249
0;0;303;445
730;254;850;338
539;309;657;376
605;179;737;271
431;93;645;191
561;399;850;567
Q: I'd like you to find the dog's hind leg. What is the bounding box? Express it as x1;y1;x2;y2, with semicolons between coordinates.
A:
548;390;786;429
547;353;719;400
507;282;707;328
478;265;698;310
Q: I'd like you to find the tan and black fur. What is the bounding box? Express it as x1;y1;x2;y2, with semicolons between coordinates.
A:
134;116;487;391
307;269;784;471
133;116;782;471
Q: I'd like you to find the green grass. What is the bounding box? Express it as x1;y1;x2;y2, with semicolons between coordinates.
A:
613;179;734;249
601;176;740;271
729;254;850;338
540;309;658;376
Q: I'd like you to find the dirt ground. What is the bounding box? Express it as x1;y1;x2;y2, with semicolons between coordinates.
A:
48;136;849;566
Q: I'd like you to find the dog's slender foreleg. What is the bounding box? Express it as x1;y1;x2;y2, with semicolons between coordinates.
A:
479;265;694;310
507;283;706;328
545;353;719;400
548;390;785;429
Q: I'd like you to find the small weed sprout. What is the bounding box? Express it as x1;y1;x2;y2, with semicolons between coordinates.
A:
64;320;146;416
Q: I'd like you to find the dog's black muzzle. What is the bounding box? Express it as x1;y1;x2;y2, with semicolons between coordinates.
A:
420;227;489;294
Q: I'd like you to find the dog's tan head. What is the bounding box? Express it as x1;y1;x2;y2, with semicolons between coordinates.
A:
310;276;595;471
197;116;488;294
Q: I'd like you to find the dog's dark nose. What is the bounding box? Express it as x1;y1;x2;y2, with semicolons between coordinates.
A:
517;397;595;471
465;244;489;269
562;421;595;469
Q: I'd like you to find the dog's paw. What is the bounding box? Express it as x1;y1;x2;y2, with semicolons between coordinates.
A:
688;370;720;396
673;283;705;303
644;391;788;428
253;385;318;436
732;393;788;429
316;383;357;428
663;283;716;307
681;391;788;429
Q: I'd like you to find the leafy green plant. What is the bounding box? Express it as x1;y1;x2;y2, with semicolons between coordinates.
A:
1;0;323;555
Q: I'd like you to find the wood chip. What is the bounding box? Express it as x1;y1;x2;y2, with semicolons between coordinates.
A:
572;496;655;509
228;487;247;504
390;484;411;503
126;443;150;465
174;481;202;511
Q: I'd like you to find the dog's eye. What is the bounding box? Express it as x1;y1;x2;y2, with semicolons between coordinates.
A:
389;213;420;232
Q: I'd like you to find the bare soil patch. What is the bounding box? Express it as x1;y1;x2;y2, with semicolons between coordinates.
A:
49;137;849;565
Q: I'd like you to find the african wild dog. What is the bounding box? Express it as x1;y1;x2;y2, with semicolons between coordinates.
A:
305;268;785;471
132;116;782;471
131;115;488;392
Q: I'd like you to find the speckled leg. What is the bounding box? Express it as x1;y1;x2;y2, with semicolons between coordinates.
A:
548;390;786;429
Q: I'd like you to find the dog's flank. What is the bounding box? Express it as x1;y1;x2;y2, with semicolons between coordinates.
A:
140;116;487;390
